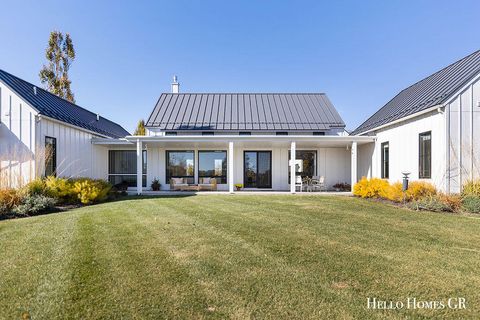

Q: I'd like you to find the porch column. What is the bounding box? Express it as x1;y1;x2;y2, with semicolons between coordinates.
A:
351;141;357;192
290;141;296;194
229;141;234;193
136;139;142;195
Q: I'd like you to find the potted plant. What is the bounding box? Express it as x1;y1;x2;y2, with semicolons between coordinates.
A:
151;178;161;191
234;183;243;191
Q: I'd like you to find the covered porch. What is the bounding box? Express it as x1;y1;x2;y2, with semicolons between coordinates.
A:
92;135;375;194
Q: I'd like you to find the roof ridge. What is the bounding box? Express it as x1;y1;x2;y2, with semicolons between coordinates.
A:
158;92;327;95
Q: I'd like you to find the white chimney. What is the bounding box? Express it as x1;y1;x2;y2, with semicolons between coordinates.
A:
33;86;37;95
171;75;180;93
96;113;100;121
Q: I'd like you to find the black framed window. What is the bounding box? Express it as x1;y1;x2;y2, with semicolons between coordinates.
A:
202;132;214;136
108;150;147;187
44;136;57;177
165;132;177;136
198;151;227;183
381;142;389;179
239;132;251;136
288;150;317;183
419;131;431;179
313;132;325;136
166;151;195;184
276;132;288;136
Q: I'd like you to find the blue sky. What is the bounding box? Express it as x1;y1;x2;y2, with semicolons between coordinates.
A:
1;0;479;132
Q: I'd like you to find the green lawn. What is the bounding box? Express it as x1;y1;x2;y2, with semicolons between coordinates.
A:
0;195;479;319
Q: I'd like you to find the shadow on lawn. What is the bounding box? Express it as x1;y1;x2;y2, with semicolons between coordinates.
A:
0;194;197;221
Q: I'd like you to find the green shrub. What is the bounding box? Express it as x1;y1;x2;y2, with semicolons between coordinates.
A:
407;195;451;212
462;180;480;197
462;195;480;213
24;178;47;196
0;189;22;215
12;195;56;216
72;178;111;204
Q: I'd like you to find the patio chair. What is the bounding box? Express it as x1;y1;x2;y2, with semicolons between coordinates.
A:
295;175;303;192
198;177;217;191
311;176;326;192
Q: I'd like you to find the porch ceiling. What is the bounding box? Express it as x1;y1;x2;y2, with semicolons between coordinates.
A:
92;135;375;148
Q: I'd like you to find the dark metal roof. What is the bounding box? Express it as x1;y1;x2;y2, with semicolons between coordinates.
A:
146;93;345;131
0;69;130;138
352;49;480;135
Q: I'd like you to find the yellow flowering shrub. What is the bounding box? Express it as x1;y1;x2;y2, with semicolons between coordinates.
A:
405;181;436;200
462;180;480;197
72;178;111;204
385;182;405;202
44;176;75;201
353;177;390;198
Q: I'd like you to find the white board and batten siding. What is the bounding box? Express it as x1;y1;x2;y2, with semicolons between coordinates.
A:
358;110;447;191
445;75;480;193
37;118;108;180
0;81;110;186
0;82;37;187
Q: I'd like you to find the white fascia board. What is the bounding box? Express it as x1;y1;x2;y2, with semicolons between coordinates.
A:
124;135;376;143
39;115;112;139
354;104;443;135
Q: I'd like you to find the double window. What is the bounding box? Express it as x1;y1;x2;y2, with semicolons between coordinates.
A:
381;142;389;179
45;136;57;177
419;131;431;179
166;150;227;184
108;150;147;187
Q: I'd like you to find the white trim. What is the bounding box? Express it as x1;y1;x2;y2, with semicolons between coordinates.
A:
39;115;112;139
123;135;375;144
442;72;480;105
228;142;234;193
290;141;296;194
354;105;443;135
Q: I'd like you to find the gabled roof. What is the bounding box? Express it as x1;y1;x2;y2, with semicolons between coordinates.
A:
352;49;480;135
146;93;345;131
0;69;130;138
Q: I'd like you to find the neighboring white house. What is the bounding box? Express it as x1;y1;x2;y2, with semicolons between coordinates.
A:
0;69;130;188
353;50;480;193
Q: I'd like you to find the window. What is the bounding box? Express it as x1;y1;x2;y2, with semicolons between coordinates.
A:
202;132;214;136
166;151;195;184
381;142;389;179
288;150;317;183
44;136;57;177
276;132;288;136
198;151;227;184
108;150;147;187
165;132;177;136
313;132;325;136
419;131;431;179
239;132;251;136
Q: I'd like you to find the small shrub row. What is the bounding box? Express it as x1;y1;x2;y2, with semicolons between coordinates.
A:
353;177;480;214
353;178;436;202
1;177;113;218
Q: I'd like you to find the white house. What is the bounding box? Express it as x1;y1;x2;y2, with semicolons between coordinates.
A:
0;69;129;187
0;70;373;193
2;49;479;194
353;50;480;193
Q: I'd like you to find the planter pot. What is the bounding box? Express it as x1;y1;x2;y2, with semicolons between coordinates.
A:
235;187;242;191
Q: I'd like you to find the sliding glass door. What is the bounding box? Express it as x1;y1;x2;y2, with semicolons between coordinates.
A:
244;151;272;188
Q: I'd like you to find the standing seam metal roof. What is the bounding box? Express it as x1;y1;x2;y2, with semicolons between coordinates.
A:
352;49;480;135
0;69;130;138
146;93;345;131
